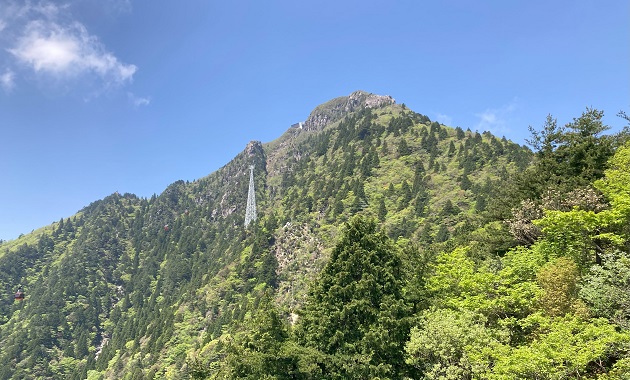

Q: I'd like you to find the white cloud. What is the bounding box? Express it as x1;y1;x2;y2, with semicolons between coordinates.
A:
474;99;519;135
1;69;15;91
128;92;150;107
9;20;136;84
1;1;137;91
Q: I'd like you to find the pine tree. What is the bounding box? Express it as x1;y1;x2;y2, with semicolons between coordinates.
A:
296;216;411;379
399;180;413;210
398;138;411;156
378;198;387;221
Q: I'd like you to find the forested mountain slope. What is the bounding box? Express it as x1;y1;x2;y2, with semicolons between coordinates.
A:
1;91;629;379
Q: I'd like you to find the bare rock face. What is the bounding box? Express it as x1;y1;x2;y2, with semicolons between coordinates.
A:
302;90;395;132
273;222;326;313
245;140;264;156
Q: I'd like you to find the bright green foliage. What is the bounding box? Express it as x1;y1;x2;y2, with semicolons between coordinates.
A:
419;250;629;378
412;137;630;378
532;142;630;268
536;257;587;317
595;141;630;233
405;308;506;379
427;247;542;320
534;208;616;267
581;250;630;329
491;314;630;379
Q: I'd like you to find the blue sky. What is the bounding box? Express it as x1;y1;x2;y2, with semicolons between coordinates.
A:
1;0;628;241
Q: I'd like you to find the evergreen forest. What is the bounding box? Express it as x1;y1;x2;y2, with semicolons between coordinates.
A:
2;91;630;379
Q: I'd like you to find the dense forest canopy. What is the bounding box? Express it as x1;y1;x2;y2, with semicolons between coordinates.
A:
1;92;630;379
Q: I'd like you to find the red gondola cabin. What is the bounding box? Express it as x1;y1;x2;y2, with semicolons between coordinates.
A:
14;287;24;301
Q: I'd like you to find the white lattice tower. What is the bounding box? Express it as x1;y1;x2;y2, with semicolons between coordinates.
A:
244;165;257;227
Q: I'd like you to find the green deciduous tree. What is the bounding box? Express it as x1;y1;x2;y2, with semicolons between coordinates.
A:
532;142;630;267
536;257;587;317
427;246;543;321
580;250;630;329
491;314;629;379
405;308;506;380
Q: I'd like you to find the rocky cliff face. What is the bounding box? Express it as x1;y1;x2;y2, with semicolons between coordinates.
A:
302;90;395;132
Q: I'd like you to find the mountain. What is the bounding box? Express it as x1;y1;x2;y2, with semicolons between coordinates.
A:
2;92;629;379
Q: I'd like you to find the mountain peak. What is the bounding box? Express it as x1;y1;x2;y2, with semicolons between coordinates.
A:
302;90;395;132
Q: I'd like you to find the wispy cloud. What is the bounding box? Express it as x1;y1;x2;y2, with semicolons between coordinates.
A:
109;0;133;14
128;92;150;107
1;1;137;91
1;69;15;91
474;99;519;135
9;20;136;84
435;113;453;126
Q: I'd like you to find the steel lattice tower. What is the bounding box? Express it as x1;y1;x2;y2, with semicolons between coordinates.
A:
244;165;257;227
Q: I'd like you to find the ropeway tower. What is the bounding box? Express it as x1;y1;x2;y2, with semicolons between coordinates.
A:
244;165;257;227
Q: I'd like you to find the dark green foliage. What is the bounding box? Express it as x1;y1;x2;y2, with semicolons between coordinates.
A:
440;199;460;216
0;141;268;378
420;132;438;154
475;194;487;212
486;109;618;223
398;180;412;210
518;109;615;199
295;216;411;379
239;225;278;290
435;224;449;243
447;140;456;156
214;292;305;379
455;126;465;139
411;162;425;194
397;137;411;156
378;197;387;221
387;114;414;136
460;174;472;190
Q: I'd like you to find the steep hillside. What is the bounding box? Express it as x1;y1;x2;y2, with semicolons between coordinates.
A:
2;92;628;379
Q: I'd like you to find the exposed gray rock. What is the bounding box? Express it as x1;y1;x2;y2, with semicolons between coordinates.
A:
302;90;395;132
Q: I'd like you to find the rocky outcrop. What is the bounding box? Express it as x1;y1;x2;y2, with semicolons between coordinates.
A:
302;90;395;132
245;140;264;157
273;222;326;312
